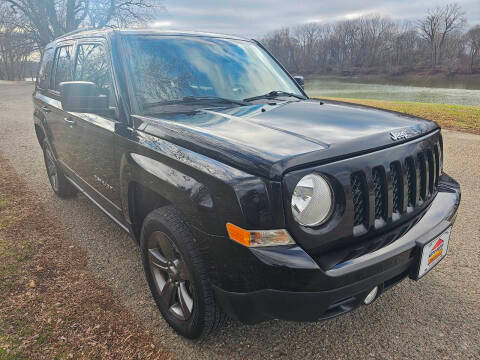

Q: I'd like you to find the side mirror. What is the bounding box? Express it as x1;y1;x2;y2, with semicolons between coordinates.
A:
293;75;304;89
59;81;108;113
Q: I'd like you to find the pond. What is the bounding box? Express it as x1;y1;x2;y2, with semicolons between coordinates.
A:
305;77;480;106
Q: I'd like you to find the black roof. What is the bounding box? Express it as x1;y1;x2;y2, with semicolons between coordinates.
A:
54;28;249;43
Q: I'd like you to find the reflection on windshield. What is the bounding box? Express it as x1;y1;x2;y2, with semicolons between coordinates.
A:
122;35;302;113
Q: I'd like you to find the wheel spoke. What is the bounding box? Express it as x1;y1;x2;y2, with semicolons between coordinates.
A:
51;174;57;189
161;279;176;307
47;161;55;174
175;259;191;281
157;235;176;261
178;282;193;319
148;249;169;271
46;152;55;173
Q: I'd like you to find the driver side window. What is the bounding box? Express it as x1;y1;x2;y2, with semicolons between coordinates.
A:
52;45;73;91
74;43;116;110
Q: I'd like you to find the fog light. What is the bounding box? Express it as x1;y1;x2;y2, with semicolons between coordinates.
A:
364;286;379;305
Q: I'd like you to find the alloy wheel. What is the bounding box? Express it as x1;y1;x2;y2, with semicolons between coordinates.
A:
147;231;194;320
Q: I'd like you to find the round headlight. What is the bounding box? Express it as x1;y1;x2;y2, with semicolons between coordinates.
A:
291;174;333;227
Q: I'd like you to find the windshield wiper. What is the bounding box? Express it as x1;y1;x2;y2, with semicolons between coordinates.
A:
182;96;247;106
143;96;247;109
243;91;306;102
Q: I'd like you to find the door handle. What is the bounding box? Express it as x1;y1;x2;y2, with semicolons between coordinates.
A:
64;117;76;125
41;106;51;113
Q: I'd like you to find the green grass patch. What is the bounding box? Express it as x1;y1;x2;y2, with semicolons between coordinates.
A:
37;330;51;345
317;97;480;134
0;196;8;211
0;348;27;360
0;195;11;230
0;239;34;279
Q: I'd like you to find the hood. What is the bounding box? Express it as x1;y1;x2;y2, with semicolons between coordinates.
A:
136;99;438;180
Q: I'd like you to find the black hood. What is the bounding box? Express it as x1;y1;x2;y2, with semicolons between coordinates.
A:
137;99;439;180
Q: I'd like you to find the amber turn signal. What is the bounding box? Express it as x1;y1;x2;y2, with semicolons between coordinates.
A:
226;223;295;247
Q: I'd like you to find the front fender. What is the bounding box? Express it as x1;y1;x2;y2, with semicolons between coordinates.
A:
122;153;219;233
119;133;258;236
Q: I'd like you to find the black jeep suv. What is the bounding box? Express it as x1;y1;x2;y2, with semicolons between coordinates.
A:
33;29;461;339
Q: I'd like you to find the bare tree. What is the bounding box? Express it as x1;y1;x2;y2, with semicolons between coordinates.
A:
390;21;418;72
294;23;320;73
2;0;162;48
262;28;298;73
465;26;480;72
0;3;36;80
418;3;466;67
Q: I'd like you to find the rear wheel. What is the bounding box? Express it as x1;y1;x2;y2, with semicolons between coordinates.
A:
42;139;76;198
140;206;226;339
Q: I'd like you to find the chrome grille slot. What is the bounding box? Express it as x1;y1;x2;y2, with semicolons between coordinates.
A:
372;167;387;223
406;157;416;210
351;172;368;229
418;152;427;203
390;162;403;218
426;149;435;195
433;145;440;187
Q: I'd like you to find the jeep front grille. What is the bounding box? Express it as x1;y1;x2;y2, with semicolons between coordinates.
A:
284;131;443;270
350;144;440;235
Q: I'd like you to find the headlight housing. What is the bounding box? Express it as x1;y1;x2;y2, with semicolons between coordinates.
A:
291;174;333;227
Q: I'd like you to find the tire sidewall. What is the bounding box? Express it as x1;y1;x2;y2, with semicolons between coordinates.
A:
140;209;209;339
42;139;60;194
42;139;76;198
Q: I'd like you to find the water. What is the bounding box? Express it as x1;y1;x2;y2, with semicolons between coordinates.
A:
305;77;480;106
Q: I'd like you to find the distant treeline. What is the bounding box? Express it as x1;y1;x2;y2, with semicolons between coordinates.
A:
260;4;480;76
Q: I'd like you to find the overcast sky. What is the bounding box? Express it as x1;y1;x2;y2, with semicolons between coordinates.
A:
151;0;480;38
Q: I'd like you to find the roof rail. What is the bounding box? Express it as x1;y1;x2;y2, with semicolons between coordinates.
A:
57;27;97;39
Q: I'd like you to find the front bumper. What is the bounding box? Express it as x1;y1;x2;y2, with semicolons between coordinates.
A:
213;173;461;324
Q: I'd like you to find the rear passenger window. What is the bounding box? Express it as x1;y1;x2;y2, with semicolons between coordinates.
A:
37;47;54;89
74;43;115;108
52;45;73;91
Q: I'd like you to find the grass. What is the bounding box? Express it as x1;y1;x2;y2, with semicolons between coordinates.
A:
0;348;27;360
317;97;480;135
0;197;8;211
0;196;11;230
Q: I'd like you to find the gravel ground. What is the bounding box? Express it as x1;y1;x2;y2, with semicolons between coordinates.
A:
0;82;479;359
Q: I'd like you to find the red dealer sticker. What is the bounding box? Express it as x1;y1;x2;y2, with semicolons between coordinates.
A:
428;238;444;265
417;227;451;279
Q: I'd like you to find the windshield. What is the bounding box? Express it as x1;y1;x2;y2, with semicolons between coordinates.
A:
121;35;303;113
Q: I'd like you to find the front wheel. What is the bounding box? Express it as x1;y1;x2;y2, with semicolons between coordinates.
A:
140;206;226;339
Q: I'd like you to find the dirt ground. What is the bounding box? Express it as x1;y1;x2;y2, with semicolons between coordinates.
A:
0;155;172;359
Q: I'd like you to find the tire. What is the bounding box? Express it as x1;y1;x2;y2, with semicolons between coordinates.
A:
42;139;77;198
140;206;227;339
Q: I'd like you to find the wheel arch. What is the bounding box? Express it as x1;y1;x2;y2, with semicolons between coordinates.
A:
121;152;229;243
127;181;171;241
34;123;46;146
